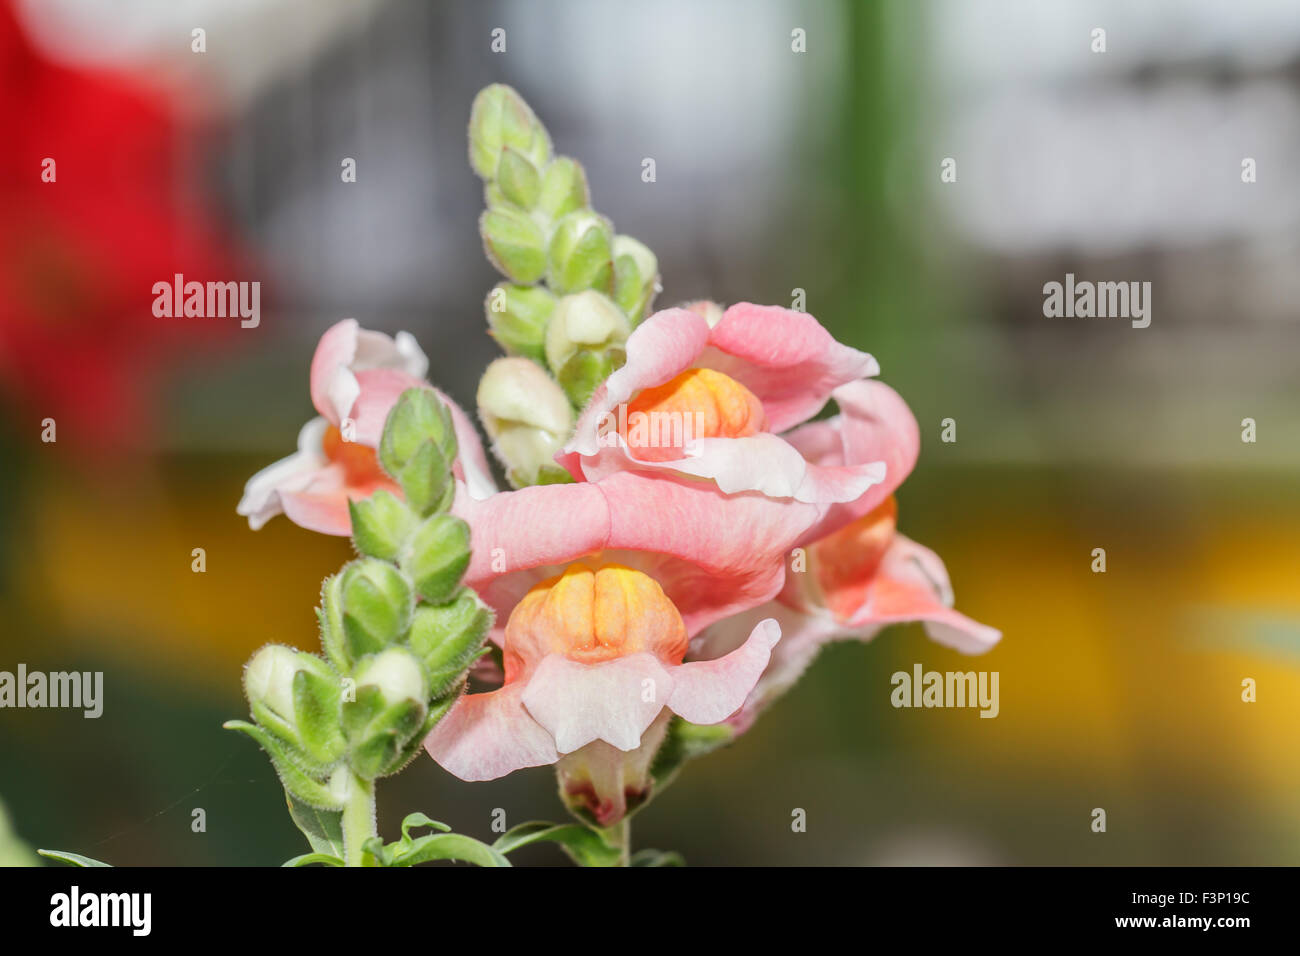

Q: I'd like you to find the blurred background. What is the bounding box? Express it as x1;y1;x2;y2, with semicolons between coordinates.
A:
1;0;1298;865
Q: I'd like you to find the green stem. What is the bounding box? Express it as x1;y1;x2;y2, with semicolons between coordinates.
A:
603;818;631;867
341;771;377;867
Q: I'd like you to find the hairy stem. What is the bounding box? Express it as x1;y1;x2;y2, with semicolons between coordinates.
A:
341;771;377;867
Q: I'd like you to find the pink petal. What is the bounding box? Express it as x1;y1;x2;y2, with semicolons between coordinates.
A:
521;652;673;753
309;319;362;424
856;534;1001;654
689;603;838;734
668;618;781;725
424;683;559;781
560;307;712;468
788;379;921;546
454;471;818;641
703;303;878;433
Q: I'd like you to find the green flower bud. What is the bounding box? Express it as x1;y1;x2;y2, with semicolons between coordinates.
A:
468;84;551;181
481;207;548;284
556;349;618;409
477;357;574;486
348;490;416;561
611;234;660;322
495;147;542;210
408;591;492;699
547;210;614;294
400;514;472;605
537;157;589;222
544;291;629;405
379;389;457;517
355;648;428;706
485;284;555;363
243;646;344;765
339;558;414;659
347;648;430;779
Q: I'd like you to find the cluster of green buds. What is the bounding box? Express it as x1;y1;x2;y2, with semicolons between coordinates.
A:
471;84;661;485
226;389;492;866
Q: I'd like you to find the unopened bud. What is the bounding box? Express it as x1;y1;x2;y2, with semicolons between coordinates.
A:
544;292;629;406
547;210;614;294
400;514;472;605
481;207;548;284
379;389;457;517
244;646;344;764
485;284;555;363
355;647;428;706
468;84;551;181
349;490;415;561
408;591;492;699
339;558;414;658
611;234;659;322
537;157;589;222
495;146;542;210
478;357;575;485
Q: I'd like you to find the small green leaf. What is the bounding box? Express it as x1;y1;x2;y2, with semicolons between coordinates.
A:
282;853;344;867
292;669;345;765
38;849;112;867
388;833;510;868
286;791;345;858
400;812;452;842
491;821;622;867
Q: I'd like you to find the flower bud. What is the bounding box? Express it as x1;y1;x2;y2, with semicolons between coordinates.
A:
355;647;428;706
339;557;414;659
347;647;430;779
477;357;574;485
400;514;472;604
243;646;345;765
537;157;589;222
378;388;457;517
408;590;492;699
481;207;548;284
348;490;415;561
485;284;555;363
547;210;614;294
545;292;629;407
468;84;551;181
495;146;541;210
611;235;660;322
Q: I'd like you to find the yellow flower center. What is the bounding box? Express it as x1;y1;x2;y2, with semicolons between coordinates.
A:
503;563;688;680
623;368;766;461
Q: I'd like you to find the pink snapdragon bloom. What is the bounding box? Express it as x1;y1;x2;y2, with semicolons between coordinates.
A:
428;472;823;824
237;319;495;535
558;302;888;506
689;380;1001;733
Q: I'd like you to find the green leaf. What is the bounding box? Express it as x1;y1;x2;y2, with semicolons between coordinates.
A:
491;821;622;867
399;812;452;841
286;791;345;858
223;720;343;810
282;853;344;867
388;833;510;868
38;849;112;867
